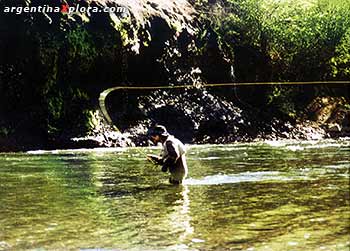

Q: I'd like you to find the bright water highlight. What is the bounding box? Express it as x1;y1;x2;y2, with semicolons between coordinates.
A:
0;139;349;250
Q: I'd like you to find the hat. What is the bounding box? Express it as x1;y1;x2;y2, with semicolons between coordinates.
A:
148;125;169;137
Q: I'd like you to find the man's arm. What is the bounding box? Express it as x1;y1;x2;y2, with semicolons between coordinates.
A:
161;141;179;172
147;154;163;165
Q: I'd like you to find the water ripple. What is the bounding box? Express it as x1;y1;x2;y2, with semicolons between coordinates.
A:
184;171;287;185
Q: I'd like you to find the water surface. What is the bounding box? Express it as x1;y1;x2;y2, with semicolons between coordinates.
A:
0;139;349;250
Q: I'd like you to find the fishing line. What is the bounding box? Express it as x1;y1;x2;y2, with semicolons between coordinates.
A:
99;81;350;130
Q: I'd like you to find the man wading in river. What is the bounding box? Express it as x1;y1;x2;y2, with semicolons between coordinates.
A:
147;125;188;185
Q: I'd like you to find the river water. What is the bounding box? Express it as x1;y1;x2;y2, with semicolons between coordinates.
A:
0;139;349;251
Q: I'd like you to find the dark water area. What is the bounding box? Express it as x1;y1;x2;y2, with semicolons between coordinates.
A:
0;139;349;250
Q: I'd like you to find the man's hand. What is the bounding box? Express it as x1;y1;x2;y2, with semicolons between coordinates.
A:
147;154;163;165
161;165;168;172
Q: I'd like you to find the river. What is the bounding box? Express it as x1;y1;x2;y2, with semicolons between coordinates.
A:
0;139;349;251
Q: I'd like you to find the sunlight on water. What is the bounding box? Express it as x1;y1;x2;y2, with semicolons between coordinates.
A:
184;171;287;185
0;139;349;251
27;147;128;154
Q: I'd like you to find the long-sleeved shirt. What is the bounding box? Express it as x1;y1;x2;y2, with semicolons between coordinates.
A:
161;135;188;183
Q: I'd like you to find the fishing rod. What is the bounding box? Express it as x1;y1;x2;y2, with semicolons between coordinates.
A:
134;146;158;165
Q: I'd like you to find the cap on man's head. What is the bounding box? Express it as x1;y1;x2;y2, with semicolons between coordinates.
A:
148;125;169;137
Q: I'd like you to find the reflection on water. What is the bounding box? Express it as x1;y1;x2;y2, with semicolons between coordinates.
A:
0;139;349;250
185;171;294;185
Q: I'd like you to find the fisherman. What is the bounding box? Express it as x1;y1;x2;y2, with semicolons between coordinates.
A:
147;125;188;185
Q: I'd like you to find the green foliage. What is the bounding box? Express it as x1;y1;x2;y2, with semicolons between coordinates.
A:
263;0;350;80
196;0;350;81
66;27;98;73
267;86;297;118
37;33;60;96
46;86;92;137
330;28;350;79
48;92;64;122
195;0;350;118
0;126;13;137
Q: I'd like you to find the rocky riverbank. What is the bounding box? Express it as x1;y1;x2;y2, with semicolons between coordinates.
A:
0;88;349;152
69;91;350;149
